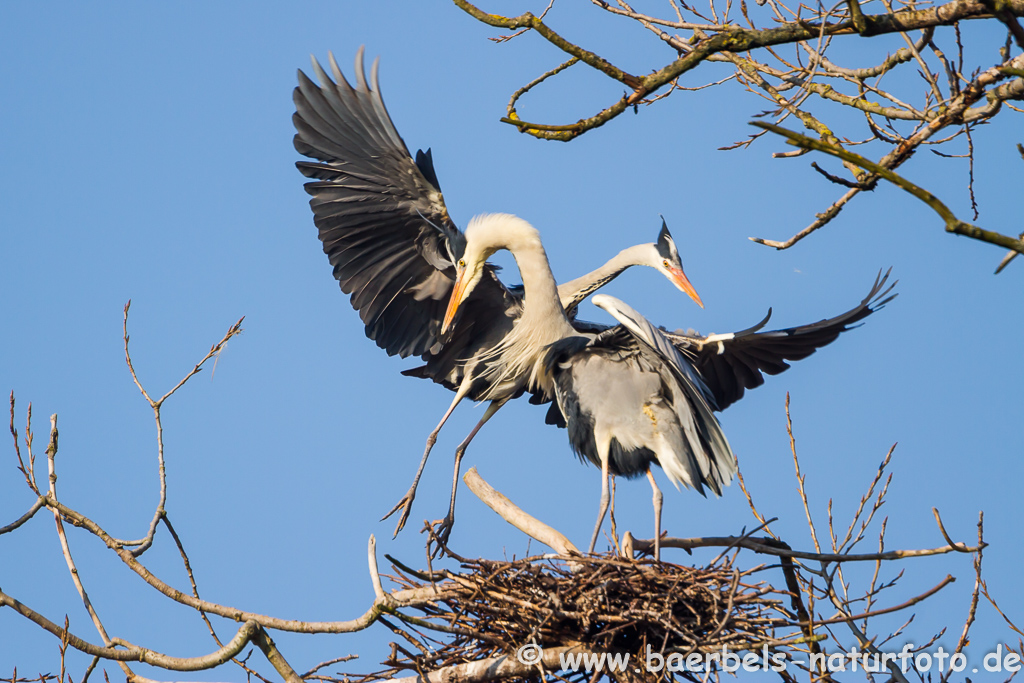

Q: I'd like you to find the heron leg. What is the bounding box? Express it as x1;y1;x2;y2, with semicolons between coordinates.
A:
429;398;507;557
608;477;618;549
382;381;471;538
647;468;663;562
588;454;611;554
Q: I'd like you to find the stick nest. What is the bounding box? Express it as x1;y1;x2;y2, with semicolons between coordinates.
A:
349;553;800;683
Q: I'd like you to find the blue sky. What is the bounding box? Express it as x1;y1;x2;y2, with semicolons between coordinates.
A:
1;3;1021;680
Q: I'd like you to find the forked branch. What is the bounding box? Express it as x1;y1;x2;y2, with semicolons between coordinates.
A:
118;302;245;557
753;121;1024;257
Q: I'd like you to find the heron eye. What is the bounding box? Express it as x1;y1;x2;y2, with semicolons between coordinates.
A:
457;259;465;268
663;259;671;269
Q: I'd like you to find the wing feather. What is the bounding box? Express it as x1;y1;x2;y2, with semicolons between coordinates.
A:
293;49;509;360
590;295;737;494
663;269;897;410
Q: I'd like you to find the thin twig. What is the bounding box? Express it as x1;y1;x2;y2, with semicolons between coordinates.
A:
753;121;1024;256
116;306;244;556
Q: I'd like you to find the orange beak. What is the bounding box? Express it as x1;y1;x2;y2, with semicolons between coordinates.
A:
442;270;468;334
669;266;704;309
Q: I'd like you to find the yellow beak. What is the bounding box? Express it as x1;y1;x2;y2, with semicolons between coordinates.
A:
669;266;704;309
442;270;468;334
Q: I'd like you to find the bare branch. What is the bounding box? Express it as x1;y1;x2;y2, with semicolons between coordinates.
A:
812;575;955;626
0;591;265;672
369;535;386;601
943;512;985;682
42;494;456;634
628;533;982;561
45;414;134;679
753;121;1024;256
116;307;245;557
0;496;45;536
249;629;303;683
388;645;588;683
9;393;39;494
749;185;862;248
456;0;1024;140
162;513;274;683
463;467;580;556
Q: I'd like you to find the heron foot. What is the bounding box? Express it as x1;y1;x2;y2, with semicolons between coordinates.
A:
382;489;416;538
425;513;455;559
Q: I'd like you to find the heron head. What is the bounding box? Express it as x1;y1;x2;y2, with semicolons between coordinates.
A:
653;219;703;309
442;252;486;334
442;213;534;334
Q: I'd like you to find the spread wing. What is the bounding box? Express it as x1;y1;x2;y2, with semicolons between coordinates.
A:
293;49;509;359
664;269;897;411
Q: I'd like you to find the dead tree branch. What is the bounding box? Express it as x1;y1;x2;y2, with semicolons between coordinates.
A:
753;121;1024;256
453;0;1024;260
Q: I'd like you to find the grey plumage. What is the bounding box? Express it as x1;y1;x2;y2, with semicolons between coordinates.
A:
542;296;736;497
292;51;712;542
444;214;731;558
537;275;895;557
543;269;897;428
293;51;698;404
292;49;897;555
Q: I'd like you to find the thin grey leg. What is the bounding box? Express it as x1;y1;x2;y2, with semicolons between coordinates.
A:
382;380;471;537
588;454;611;554
430;399;507;556
646;468;663;561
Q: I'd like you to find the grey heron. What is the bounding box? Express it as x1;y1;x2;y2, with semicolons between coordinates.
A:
445;214;895;558
292;50;704;542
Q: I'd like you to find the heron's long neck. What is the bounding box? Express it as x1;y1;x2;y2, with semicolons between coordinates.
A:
470;222;579;401
557;244;649;311
510;241;576;336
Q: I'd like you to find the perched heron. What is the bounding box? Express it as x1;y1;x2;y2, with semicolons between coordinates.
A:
292;50;703;542
542;294;734;559
445;213;896;558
